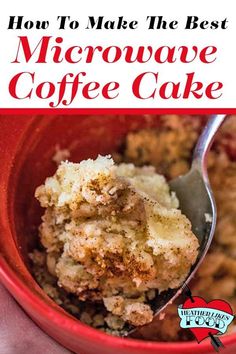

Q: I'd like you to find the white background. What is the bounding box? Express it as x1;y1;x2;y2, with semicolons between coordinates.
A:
0;0;235;108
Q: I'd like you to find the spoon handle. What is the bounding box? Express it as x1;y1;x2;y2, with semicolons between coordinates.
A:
192;115;226;172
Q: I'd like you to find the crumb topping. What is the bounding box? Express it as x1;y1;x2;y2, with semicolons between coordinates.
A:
35;154;198;326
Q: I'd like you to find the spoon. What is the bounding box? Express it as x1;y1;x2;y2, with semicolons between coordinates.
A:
129;114;226;337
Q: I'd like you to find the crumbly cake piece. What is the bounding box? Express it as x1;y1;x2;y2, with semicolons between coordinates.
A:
35;155;199;327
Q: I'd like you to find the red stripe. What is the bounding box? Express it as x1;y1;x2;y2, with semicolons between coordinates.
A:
0;108;235;115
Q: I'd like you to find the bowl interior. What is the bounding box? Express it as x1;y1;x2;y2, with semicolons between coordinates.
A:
3;114;236;354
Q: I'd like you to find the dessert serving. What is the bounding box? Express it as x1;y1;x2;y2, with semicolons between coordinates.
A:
29;115;236;341
33;155;198;332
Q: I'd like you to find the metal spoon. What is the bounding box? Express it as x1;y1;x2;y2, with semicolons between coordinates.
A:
129;114;226;337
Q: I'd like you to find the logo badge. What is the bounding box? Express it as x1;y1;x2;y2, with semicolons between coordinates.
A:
178;290;235;351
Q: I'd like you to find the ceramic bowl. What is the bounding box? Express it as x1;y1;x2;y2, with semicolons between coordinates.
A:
0;115;235;354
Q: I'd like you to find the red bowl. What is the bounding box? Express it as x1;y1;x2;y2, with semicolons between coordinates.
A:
0;115;235;354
